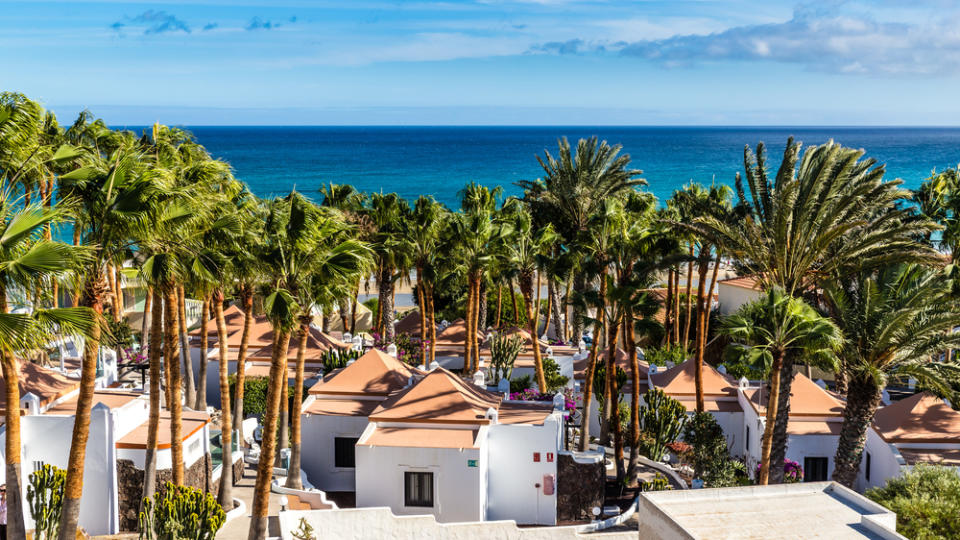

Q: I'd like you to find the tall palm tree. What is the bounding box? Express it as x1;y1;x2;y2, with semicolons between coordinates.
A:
671;183;734;412
408;196;445;365
56;134;163;538
502;202;555;389
364;193;411;342
824;265;960;486
720;289;841;485
0;191;98;539
691;138;939;482
519;136;644;343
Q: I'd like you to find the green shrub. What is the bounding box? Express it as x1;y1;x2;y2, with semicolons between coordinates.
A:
27;463;66;540
139;482;226;540
542;356;569;392
682;412;745;488
643;345;687;367
510;374;533;393
639;473;672;492
490;333;523;385
867;464;960;540
638;388;687;461
362;297;378;315
228;375;307;420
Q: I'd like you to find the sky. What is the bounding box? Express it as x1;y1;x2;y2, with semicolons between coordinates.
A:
4;0;960;125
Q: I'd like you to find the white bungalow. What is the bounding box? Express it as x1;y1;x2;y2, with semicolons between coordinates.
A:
858;392;960;491
355;368;563;525
737;373;845;481
716;275;762;315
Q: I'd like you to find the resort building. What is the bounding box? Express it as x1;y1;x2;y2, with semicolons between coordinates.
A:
299;348;570;526
716;275;762;315
858;392;960;491
0;360;242;536
737;374;845;482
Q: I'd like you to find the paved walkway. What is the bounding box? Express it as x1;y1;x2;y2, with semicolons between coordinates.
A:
218;460;286;539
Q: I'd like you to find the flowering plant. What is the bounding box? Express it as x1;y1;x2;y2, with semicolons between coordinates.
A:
756;458;804;483
508;388;577;418
373;333;424;365
121;347;147;365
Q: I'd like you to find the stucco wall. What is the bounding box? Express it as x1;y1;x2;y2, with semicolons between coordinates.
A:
858;428;904;491
355;431;485;523
300;412;370;491
486;416;562;525
116;423;210;471
717;284;762;315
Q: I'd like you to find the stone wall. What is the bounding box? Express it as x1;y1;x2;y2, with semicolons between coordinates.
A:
116;453;214;532
556;452;604;522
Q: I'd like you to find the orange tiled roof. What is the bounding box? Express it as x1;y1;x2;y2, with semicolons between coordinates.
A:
359;426;479;449
309;348;419;397
45;390;141;415
369;368;501;424
873;392;960;444
649;359;737;398
249;327;351;362
304;398;381;417
719;275;762;290
0;361;80;414
116;410;209;449
747;374;844;418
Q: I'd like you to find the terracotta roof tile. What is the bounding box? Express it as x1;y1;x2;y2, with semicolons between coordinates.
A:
309;348;419;397
304;398;381;417
189;304;246;338
873;392;960;444
572;348;645;381
395;311;423;335
747;374;844;417
369;368;501;424
116;410;209;449
649;359;736;398
719;275;762;291
45;390;141;415
898;447;960;466
434;319;484;346
249;327;351;362
497;401;554;425
0;361;80;414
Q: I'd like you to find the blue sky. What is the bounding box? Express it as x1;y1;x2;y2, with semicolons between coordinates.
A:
4;0;960;125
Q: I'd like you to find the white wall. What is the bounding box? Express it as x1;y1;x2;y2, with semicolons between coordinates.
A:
485;413;562;525
355;426;484;523
116;424;209;471
300;413;370;491
711;410;746;458
858;429;905;492
717;284;762;315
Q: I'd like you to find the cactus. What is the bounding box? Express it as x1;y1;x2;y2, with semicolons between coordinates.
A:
139;482;226;540
638;388;688;461
639;473;672;492
27;463;67;540
489;333;523;385
291;517;317;540
321;347;361;372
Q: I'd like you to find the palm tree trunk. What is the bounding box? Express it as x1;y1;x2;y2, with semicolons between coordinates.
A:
522;274;547;391
544;279;554;340
571;273;585;344
831;378;882;487
140;288;153;351
477;279;487;334
474;276;483;365
672;269;681;345
758;350;784;485
663;269;674;347
378;267;395;342
234;289;254;436
350;280;360;334
58;273;106;540
142;292;164;507
550;279;564;343
694;261;710;413
683;247;694;349
605;313;623;477
286;320;311;489
108;264;121;322
464;276;475;373
247;329;291;540
417;268;428;366
769;356;797;484
703;253;721;339
164;289;184;484
563;278;571;341
178;286;196;409
70;228;81;308
196;298;209;410
0;288;26;539
578;269;606;452
626;306;641;484
427;284;437;365
116;266;125;319
495;284;502;328
275;353;290;468
214;294;233;509
510;277;520;325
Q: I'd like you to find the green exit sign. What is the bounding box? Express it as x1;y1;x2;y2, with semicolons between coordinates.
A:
467;459;478;468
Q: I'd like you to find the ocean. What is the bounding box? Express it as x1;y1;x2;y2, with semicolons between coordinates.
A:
164;126;960;208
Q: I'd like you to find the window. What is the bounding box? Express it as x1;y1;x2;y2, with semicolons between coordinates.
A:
804;457;829;482
745;426;750;451
404;471;434;507
334;437;359;468
866;453;872;482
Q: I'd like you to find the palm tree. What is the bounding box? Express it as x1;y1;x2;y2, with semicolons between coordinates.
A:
408;196;446;365
56;132;163;538
364;193;411;342
720;289;841;484
519;136;644;343
501;202;555;389
691;138;939;482
671;183;734;412
0;190;98;539
823;265;960;486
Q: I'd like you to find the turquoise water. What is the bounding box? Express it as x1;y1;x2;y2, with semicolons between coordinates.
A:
137;126;960;208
